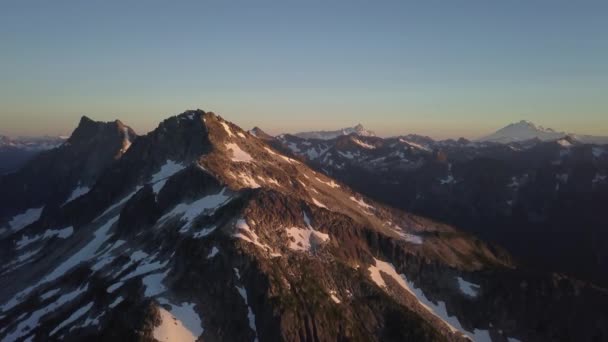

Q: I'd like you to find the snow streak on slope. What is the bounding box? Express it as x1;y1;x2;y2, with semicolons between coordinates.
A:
368;258;491;342
5;207;44;232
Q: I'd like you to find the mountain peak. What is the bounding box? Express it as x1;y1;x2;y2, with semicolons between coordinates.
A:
479;120;565;143
294;124;375;140
249;126;274;140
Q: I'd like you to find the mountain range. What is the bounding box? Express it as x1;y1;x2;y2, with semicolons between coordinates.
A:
269;126;608;288
292;124;376;140
0;135;67;175
1;112;607;341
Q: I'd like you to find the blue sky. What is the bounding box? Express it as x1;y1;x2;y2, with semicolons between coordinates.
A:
1;0;606;138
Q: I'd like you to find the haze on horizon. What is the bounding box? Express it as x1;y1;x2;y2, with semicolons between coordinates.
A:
1;1;607;140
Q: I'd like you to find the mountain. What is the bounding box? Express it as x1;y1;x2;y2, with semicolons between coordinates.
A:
1;110;607;341
480;120;608;144
248;126;274;141
0;116;136;228
0;136;67;175
293;124;375;140
272;131;608;287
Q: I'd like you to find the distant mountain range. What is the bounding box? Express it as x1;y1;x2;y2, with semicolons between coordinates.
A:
0;135;67;175
288;120;608;145
2;111;606;341
264;124;608;290
292;124;375;140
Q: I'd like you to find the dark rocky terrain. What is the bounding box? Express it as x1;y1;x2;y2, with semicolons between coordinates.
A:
273;130;608;288
1;111;607;342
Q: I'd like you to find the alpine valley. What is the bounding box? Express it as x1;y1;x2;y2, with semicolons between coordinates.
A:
1;110;607;342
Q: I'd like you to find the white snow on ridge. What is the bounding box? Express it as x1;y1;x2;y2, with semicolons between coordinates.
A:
4;285;89;340
315;177;339;188
352;138;376;149
233;270;258;341
233;219;274;253
96;186;143;221
556;138;572;147
368;258;490;342
329;290;341;304
399;138;432;152
285;226;330;252
63;186;91;205
16;226;74;250
50;301;94;336
143;272;168;297
109;296;124;308
156;299;204;341
311;198;327;209
160;189;232;229
206;246;219;259
1;216;119;313
349;196;374;211
226;143;253;162
456;277;480;297
154;307;200;342
263;146;279;156
220;121;234;137
150;161;187;194
6;207;44;232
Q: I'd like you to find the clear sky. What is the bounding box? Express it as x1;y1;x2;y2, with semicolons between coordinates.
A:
1;0;607;139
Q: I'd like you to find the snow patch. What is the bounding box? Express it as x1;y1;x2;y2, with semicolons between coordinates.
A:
220;121;234;137
399;138;432;152
311;198;327;209
315;177;339;188
6;207;44;232
160;189;232;229
154;307;200;342
236;172;261;189
233;271;258;341
349;196;374;211
329;290;341;304
150;161;186;193
109;296;124;308
142;272;168;297
457;277;480;297
3;285;88;340
329;290;342;304
285;226;330;252
206;246;219;259
368;258;489;341
226;143;253;162
557;138;572;147
233;219;275;254
15;225;73;250
264;146;279;156
352;138;375;149
50;301;94;335
63;186;91;205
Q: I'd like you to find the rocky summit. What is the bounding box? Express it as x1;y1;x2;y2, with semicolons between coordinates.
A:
1;110;607;342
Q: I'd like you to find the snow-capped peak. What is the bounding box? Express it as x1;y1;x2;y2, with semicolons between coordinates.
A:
293;124;375;140
479;120;566;143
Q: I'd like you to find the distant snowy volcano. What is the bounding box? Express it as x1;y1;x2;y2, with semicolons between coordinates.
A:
293;124;375;140
480;120;608;144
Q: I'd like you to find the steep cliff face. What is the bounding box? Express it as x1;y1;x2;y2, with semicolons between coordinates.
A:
1;110;606;342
